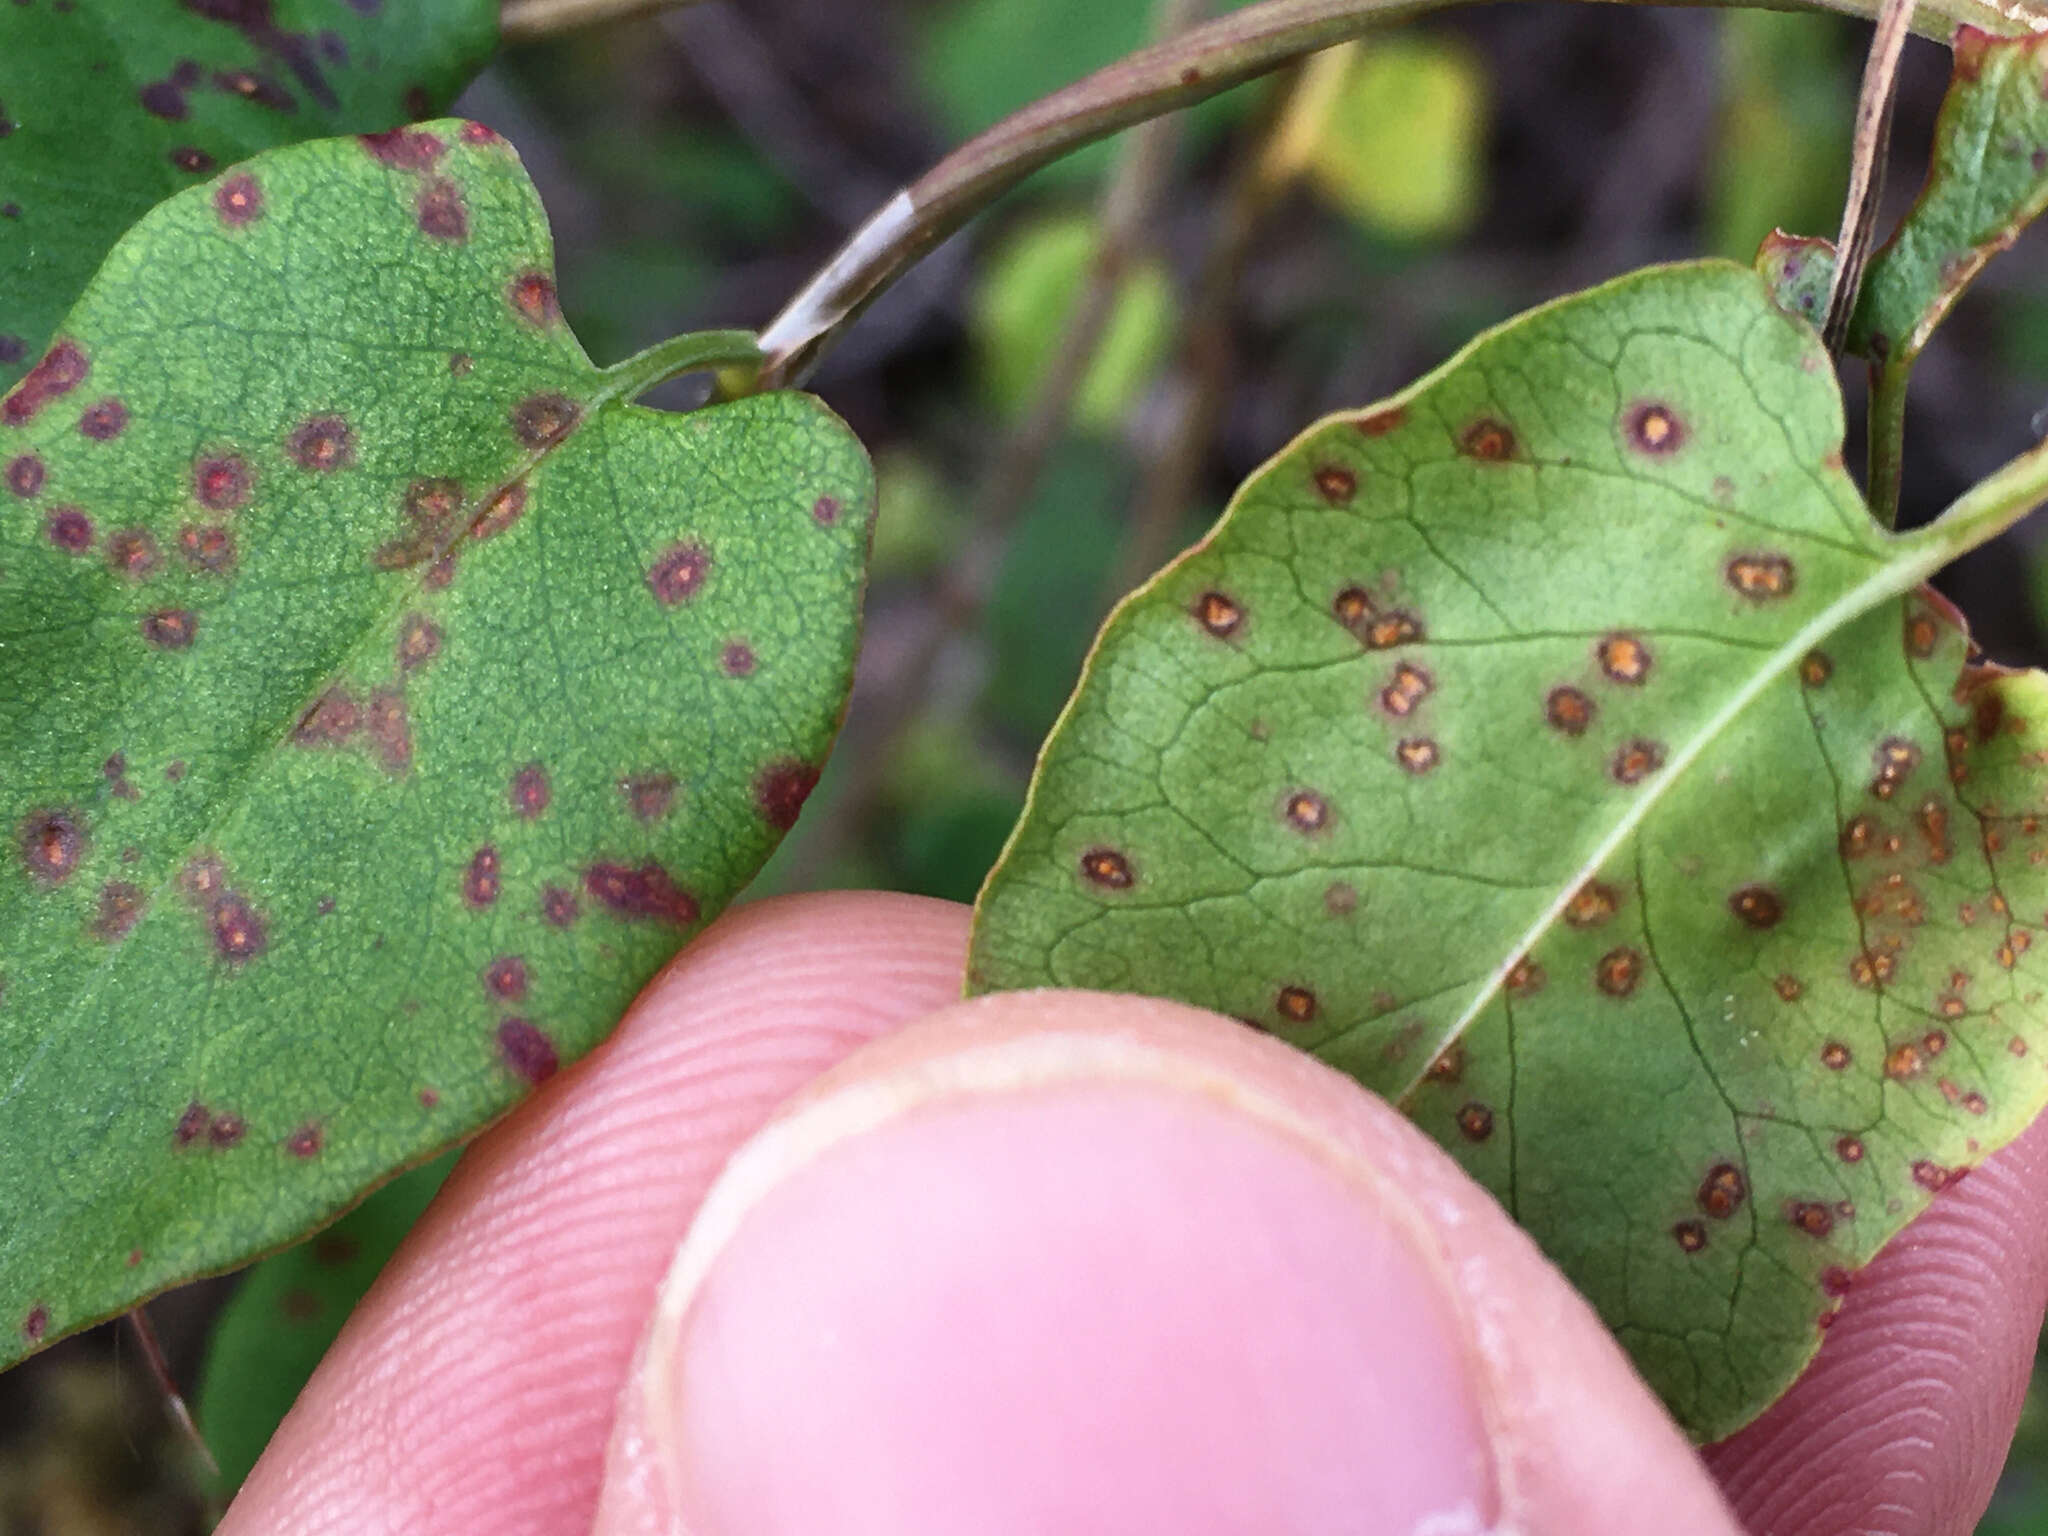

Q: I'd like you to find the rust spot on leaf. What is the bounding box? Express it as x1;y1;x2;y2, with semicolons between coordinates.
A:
463;847;501;908
1697;1163;1746;1219
510;392;578;449
178;523;235;573
1836;1135;1865;1163
1424;1043;1464;1083
1610;739;1665;785
214;174;262;227
1904;606;1940;659
285;1123;323;1159
1283;791;1331;834
1596;633;1651;684
210;891;267;962
1506;956;1545;997
3;340;88;427
812;494;842;526
1192;590;1242;639
1729;884;1785;930
1775;974;1804;1001
22;1306;48;1344
106;527;161;579
540;884;579;926
1380;663;1433;717
1821;1040;1850;1069
584;861;699;925
620;773;677;822
1566;881;1619;927
505;271;560;326
415;177;467;241
1912;1159;1956;1192
78;398;127;440
396;614;441;672
646;540;710;605
1459;417;1516;461
1314;464;1357;503
1726;553;1796;601
1457;1102;1495;1141
141;609;199;650
210;1113;245;1148
1787;1201;1835;1238
364;688;411;772
93;881;145;940
1870;738;1921;800
1595;947;1643;997
1396;738;1441;774
1545;686;1595;736
510;764;550;819
722;642;756;677
1884;1040;1924;1079
1080;847;1134;889
1357;406;1406;436
19;810;83;884
47;507;93;553
1673;1221;1707;1254
194;454;250;511
483;955;528;1001
755;761;819;830
5;454;44;497
287;414;354;471
1276;985;1317;1023
359;126;445;169
497;1018;558;1084
1624;402;1685;454
1801;651;1833;687
472;482;527;539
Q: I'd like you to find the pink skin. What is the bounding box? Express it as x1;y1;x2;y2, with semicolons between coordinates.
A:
216;893;2048;1536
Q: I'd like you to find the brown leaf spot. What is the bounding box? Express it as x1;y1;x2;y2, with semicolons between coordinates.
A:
1850;948;1897;989
1596;633;1652;685
812;494;842;526
1787;1201;1835;1238
1283;791;1331;834
1728;884;1785;930
497;1019;558;1084
1356;406;1406;436
463;846;501;908
19;810;83;884
1884;1041;1924;1079
396;614;441;672
1836;1135;1865;1163
294;686;360;746
1545;685;1595;736
1314;464;1357;503
540;884;579;926
1903;606;1940;659
483;955;528;1001
1912;1159;1955;1193
174;1102;211;1147
1364;611;1423;650
1964;1090;1989;1115
2;339;88;427
193;454;250;511
1821;1040;1850;1070
105;527;161;579
178;523;235;574
1456;1102;1495;1141
1870;738;1921;800
1080;847;1134;889
93;881;145;940
1726;553;1796;601
287;414;354;471
1565;881;1619;927
360;125;445;168
1924;1028;1949;1056
210;891;267;962
78;398;127;440
584;861;700;926
1380;663;1433;717
1916;798;1952;864
1697;1163;1746;1219
1276;985;1317;1024
46;507;93;553
1610;739;1665;785
1839;814;1881;859
506;764;551;820
1673;1221;1708;1255
510;392;579;449
472;482;527;539
362;689;410;773
22;1305;48;1344
141;609;199;650
1459;417;1516;461
1192;590;1243;639
1396;738;1441;775
1775;974;1805;1002
1505;956;1545;997
285;1123;324;1159
721;641;756;678
755;760;819;829
5;453;44;497
170;145;216;173
214;174;262;227
506;271;559;325
646;540;710;605
1624;402;1685;454
1595;947;1642;997
1324;881;1358;916
1424;1043;1464;1083
209;1113;246;1149
620;773;677;822
1801;651;1834;687
415;177;467;241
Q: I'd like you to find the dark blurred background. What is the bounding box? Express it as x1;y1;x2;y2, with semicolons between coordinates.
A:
11;0;2048;1528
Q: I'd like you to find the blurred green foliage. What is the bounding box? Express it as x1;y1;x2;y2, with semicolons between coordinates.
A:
1302;37;1490;240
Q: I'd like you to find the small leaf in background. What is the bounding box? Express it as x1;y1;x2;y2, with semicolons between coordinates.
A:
1849;28;2048;515
1706;11;1853;264
1756;227;1837;327
196;1156;454;1492
973;215;1178;434
0;0;498;391
969;261;2048;1441
1301;35;1490;243
0;124;873;1369
869;449;966;582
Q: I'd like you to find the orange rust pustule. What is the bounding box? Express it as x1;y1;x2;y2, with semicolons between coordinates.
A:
397;614;442;672
1801;651;1834;687
584;860;700;926
360;127;446;169
1276;986;1317;1024
18;809;83;883
1284;791;1331;834
1821;1040;1851;1070
93;881;145;940
483;955;528;1001
1726;553;1796;601
1610;740;1666;785
1545;686;1595;736
1870;738;1922;801
106;528;160;579
1565;881;1619;927
1459;417;1517;462
647;540;711;606
509;764;550;819
1836;1135;1865;1163
1456;1102;1494;1141
46;508;92;553
1313;464;1358;503
1356;406;1406;436
507;271;560;327
1192;590;1243;639
1673;1221;1708;1254
1380;663;1433;717
209;891;267;962
1787;1201;1835;1238
214;174;262;227
1775;974;1805;1001
473;483;528;540
1595;947;1643;997
2;339;87;427
540;884;579;927
1697;1163;1747;1218
1728;885;1785;930
1623;402;1685;455
1396;738;1441;775
78;398;127;440
1596;633;1652;685
1903;605;1941;659
141;609;199;650
1080;848;1134;889
179;523;235;573
193;454;251;511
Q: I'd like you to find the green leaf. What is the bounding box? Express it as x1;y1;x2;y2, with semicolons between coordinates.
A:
196;1155;453;1492
968;260;2048;1442
0;0;497;393
1849;27;2048;517
0;123;873;1369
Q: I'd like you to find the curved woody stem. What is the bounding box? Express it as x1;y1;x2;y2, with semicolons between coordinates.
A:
754;0;2048;389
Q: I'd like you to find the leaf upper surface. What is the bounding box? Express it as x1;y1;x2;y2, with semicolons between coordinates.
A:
0;124;873;1368
968;261;2048;1440
0;0;497;390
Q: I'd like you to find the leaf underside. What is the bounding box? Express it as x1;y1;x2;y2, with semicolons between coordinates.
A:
968;261;2048;1442
0;123;873;1369
0;0;497;392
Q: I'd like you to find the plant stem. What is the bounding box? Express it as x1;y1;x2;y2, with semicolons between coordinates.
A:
603;329;762;402
1866;358;1910;526
499;0;706;44
755;0;2048;388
